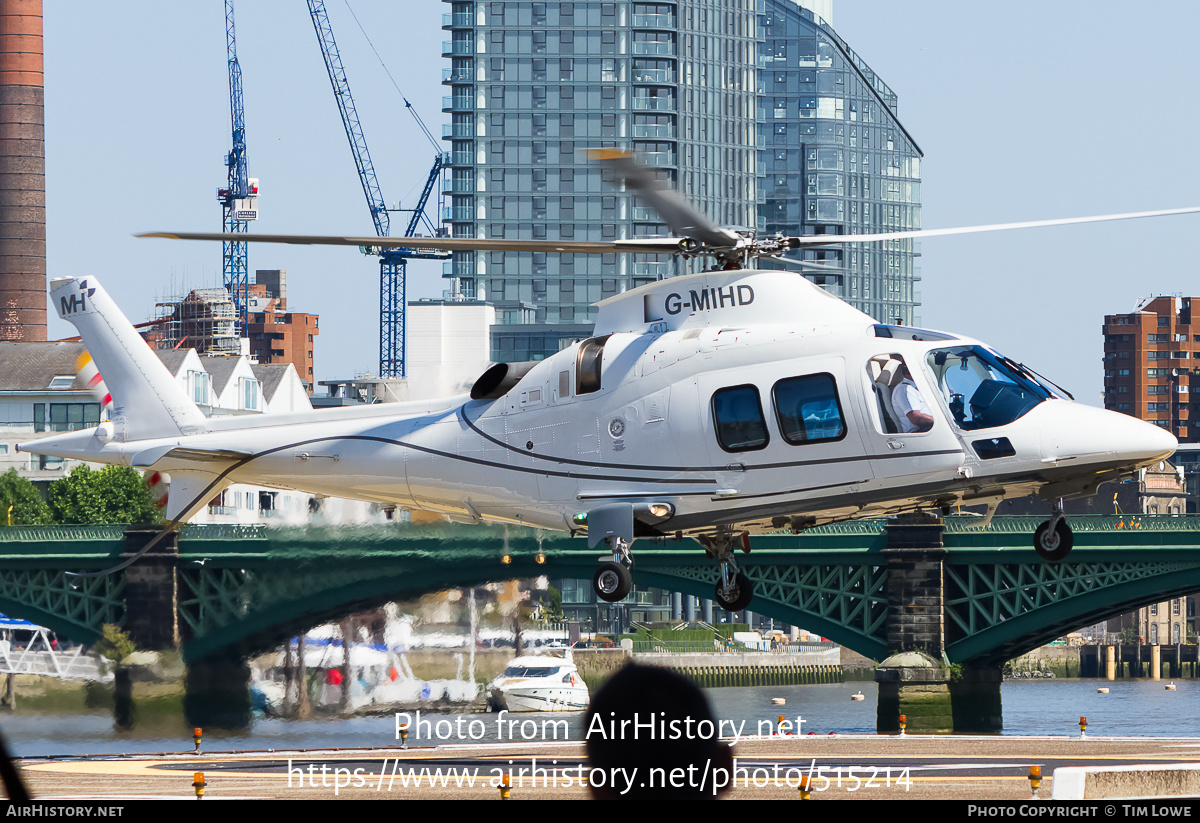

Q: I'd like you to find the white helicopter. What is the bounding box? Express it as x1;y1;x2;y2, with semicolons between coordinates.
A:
21;152;1187;609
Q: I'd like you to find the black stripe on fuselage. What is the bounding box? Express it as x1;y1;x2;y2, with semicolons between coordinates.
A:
458;403;963;475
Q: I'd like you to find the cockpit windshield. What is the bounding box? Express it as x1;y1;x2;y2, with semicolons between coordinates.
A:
925;346;1051;431
503;666;560;678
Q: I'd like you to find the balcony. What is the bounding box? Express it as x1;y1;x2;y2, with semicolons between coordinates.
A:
442;96;475;111
444;206;474;222
442;122;475;138
442;67;473;83
447;151;475;167
446;178;475;193
631;13;675;28
632;123;675;138
442;40;473;56
442;12;473;28
632;261;671;277
632;96;676;111
631;41;676;57
444;259;475;278
631;68;675;84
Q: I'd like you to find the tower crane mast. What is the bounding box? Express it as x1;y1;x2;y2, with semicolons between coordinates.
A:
217;0;259;331
307;0;448;379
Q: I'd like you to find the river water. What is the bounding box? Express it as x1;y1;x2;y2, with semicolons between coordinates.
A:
1;678;1195;758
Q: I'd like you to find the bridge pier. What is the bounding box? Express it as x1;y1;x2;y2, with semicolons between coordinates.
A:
184;651;252;730
875;514;1001;733
122;529;181;651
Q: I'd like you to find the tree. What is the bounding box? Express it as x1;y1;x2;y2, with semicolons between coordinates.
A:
545;586;564;622
0;469;52;525
48;465;162;525
93;624;136;665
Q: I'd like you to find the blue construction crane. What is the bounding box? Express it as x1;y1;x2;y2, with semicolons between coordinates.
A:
307;0;448;379
217;0;259;331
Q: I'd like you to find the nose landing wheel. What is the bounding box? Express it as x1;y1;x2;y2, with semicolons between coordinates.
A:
593;561;632;602
1034;507;1073;562
699;532;755;612
592;536;634;602
714;571;753;612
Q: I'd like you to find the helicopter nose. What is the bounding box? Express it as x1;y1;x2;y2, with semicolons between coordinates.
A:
1042;403;1176;468
1112;414;1178;464
1090;408;1177;465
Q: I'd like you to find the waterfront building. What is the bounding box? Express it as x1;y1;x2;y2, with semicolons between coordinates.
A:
1103;295;1200;509
441;0;919;363
756;0;921;324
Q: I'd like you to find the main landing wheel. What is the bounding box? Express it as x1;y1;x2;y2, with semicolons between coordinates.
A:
593;562;632;602
715;571;754;612
1033;519;1073;562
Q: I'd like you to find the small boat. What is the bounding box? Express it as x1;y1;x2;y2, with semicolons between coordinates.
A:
487;652;589;712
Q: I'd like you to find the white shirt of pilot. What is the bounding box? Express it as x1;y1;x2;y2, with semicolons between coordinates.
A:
891;378;930;433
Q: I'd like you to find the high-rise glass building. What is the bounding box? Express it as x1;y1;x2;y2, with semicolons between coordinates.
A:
441;0;920;362
757;1;922;325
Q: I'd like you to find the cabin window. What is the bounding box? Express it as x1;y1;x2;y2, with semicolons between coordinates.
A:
576;335;611;395
772;374;846;444
711;385;769;452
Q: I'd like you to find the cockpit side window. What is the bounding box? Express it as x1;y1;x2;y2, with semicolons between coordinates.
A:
926;346;1048;430
576;335;611;395
712;385;769;452
867;354;933;434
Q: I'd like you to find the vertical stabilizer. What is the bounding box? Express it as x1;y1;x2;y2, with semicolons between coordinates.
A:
49;277;208;440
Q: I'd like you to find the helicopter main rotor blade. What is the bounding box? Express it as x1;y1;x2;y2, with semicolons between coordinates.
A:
586;149;742;251
788;206;1200;247
138;232;688;256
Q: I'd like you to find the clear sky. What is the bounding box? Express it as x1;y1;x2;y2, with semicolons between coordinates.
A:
43;1;1200;405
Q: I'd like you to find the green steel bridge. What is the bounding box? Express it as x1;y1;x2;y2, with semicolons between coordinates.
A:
0;514;1197;665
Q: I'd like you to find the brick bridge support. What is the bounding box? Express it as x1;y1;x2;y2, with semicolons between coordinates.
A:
875;514;1001;733
122;529;250;729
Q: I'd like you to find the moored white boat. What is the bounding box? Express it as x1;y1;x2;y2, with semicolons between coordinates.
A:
487;652;589;712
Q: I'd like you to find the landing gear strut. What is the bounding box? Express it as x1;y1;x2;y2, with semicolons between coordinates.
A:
593;537;633;602
699;532;754;611
1034;501;1074;562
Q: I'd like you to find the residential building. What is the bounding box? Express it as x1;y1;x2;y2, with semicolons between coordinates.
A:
0;342;101;483
148;271;319;395
756;0;922;323
245;271;320;394
440;0;921;364
1103;295;1200;509
441;0;759;364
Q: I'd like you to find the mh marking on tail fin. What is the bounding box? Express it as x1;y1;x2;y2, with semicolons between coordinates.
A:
59;281;96;317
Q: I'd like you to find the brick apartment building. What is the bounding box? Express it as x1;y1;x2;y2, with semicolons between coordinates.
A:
1103;295;1200;508
245;270;319;394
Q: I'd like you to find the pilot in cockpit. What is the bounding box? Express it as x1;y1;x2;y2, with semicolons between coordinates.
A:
892;364;934;433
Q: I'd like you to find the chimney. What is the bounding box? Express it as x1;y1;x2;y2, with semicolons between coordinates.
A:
0;0;44;341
